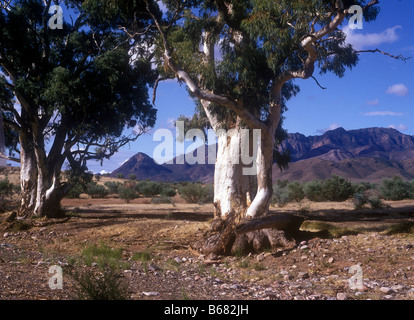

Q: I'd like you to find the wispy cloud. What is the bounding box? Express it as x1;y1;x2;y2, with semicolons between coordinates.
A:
316;123;342;134
364;111;404;116
386;83;409;97
366;98;379;106
388;124;408;132
343;25;402;50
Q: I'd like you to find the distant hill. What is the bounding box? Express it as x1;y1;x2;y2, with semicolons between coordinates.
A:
111;127;414;183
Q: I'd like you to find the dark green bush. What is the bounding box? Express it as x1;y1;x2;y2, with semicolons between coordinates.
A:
160;186;176;197
137;180;162;197
128;173;137;180
104;181;122;194
287;181;305;203
304;180;325;202
380;176;412;201
66;183;84;199
86;182;109;198
322;175;354;202
178;183;213;204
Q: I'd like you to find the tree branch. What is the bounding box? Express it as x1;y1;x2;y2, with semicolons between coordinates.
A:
145;0;267;131
355;49;411;62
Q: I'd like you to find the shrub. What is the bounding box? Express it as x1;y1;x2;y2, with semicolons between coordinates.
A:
322;175;354;202
367;196;385;209
118;186;137;203
71;266;130;300
116;173;124;179
137;180;162;197
304;180;325;202
128;173;137;180
86;182;109;198
178;183;214;204
271;184;290;207
104;181;122;194
160;186;176;197
380;176;411;201
151;195;174;204
66;183;84;199
287;181;305;203
0;178;13;201
353;192;368;210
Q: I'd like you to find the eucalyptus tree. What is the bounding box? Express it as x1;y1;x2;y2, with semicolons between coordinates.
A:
0;0;159;217
146;0;406;254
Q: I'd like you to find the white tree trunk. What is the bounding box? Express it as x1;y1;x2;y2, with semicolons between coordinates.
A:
213;128;254;220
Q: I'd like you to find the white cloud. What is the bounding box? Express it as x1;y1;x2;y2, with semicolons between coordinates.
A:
342;25;402;50
317;123;342;134
388;124;408;132
364;111;404;116
366;98;379;106
386;83;409;97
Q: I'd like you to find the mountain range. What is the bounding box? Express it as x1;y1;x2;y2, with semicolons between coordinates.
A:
111;127;414;183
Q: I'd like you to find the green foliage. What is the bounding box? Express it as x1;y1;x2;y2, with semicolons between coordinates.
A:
86;182;109;198
304;176;354;202
70;242;130;300
304;180;325;202
70;266;130;300
178;183;214;204
118;186;138;204
128;173;137;180
287;181;305;203
0;178;13;201
104;181;123;194
66;183;84;199
271;180;304;206
160;186;177;197
322;175;354;202
151;195;175;204
116;173;125;179
136;180;162;197
379;176;412;201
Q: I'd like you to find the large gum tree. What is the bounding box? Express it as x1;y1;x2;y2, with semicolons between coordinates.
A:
0;0;159;218
147;0;406;254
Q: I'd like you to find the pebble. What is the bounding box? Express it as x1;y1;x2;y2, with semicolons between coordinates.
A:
379;287;394;294
337;293;347;300
174;257;182;263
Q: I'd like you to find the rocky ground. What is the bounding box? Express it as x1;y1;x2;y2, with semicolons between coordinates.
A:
1;199;414;301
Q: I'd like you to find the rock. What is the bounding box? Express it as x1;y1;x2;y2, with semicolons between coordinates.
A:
300;245;308;250
297;272;310;279
383;295;394;300
328;257;334;263
142;291;159;296
337;293;347;300
256;253;265;262
284;274;293;281
174;257;182;263
3;233;10;238
208;253;218;261
391;285;404;292
379;287;394;295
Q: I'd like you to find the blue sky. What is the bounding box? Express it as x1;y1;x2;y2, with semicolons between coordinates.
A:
84;1;414;174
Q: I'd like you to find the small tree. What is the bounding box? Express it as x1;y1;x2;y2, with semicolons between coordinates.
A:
118;186;137;204
128;173;137;181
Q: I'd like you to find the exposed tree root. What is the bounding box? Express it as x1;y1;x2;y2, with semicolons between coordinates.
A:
193;213;305;256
